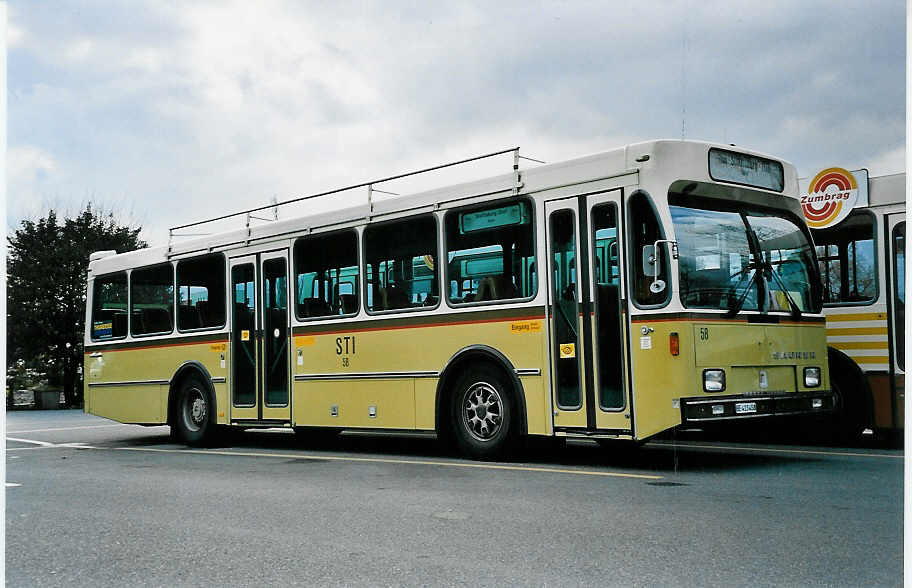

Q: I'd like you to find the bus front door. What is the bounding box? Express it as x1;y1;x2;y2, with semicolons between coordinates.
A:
229;251;292;424
545;192;631;436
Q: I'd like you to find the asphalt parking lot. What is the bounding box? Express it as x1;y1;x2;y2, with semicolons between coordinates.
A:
6;410;904;586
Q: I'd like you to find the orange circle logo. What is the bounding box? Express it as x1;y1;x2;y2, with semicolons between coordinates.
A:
801;167;858;228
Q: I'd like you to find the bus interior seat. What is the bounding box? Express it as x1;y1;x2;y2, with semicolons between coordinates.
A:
492;275;518;299
142;307;173;333
112;312;127;337
301;297;332;317
195;300;211;326
474;277;495;301
380;286;409;310
474;275;519;302
131;310;145;334
234;302;254;329
338;293;357;314
178;305;202;330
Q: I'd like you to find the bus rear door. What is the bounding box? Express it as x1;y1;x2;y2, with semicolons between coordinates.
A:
229;250;292;424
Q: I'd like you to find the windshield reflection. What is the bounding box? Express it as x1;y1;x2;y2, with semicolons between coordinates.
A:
669;201;819;314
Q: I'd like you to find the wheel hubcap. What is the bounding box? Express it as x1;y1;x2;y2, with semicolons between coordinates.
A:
463;383;503;442
184;388;206;432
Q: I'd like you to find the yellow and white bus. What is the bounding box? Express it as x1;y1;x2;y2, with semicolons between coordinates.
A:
803;170;905;442
84;140;833;459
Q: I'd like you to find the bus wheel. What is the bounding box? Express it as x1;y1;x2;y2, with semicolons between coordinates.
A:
175;375;214;446
832;376;866;445
450;365;517;460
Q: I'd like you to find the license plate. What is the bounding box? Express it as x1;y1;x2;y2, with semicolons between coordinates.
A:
735;402;757;414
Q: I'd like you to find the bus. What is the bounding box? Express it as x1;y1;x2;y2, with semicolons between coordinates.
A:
802;170;905;442
84;140;834;459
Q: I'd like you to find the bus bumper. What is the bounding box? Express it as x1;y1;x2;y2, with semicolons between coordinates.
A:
680;390;835;423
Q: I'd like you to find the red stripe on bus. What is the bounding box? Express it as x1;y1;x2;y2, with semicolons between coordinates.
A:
84;338;229;354
295;314;547;337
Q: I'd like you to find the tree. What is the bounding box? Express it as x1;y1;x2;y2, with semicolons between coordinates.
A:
7;205;146;407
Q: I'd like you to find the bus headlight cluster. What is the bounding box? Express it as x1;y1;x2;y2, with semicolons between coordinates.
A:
703;369;726;392
804;367;821;388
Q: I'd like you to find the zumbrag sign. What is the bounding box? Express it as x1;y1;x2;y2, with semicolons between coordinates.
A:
799;167;869;229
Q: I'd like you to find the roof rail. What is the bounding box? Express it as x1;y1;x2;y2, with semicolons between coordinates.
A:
168;146;525;252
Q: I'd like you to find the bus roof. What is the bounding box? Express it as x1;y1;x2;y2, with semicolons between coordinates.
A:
88;139;798;276
868;172;905;208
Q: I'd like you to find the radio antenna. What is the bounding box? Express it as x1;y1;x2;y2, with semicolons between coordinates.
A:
680;5;688;140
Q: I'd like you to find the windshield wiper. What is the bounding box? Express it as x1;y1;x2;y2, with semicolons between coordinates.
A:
763;261;802;319
724;262;760;318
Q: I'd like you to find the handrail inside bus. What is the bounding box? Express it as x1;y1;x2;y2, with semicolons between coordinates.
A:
168;146;526;250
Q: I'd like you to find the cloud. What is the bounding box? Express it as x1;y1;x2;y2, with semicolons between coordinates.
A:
865;145;906;177
7;21;26;47
8;145;56;185
7;1;905;245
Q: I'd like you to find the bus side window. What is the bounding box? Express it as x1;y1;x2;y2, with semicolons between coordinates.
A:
811;210;877;304
628;191;669;306
91;272;128;340
364;216;438;312
445;199;536;305
176;254;227;330
893;221;905;370
130;263;174;336
294;230;359;319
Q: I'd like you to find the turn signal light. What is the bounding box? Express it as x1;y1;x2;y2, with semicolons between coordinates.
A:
670;332;680;356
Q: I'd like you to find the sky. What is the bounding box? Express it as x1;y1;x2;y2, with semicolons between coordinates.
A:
7;1;907;246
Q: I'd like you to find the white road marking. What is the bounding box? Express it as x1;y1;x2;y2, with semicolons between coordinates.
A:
3;440;664;480
6;438;95;450
110;446;666;480
7;437;57;447
6;424;129;434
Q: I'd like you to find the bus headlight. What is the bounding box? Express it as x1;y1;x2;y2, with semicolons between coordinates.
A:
804;367;821;388
703;369;726;392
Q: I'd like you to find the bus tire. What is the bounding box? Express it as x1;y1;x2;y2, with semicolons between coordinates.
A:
174;374;215;446
450;364;518;460
829;348;869;445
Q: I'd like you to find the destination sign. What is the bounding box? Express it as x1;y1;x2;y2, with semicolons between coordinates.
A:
708;148;784;192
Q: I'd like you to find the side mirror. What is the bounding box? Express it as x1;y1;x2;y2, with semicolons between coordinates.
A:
643;240;678;295
642;245;658;277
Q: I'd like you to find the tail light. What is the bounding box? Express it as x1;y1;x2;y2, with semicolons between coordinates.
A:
670;332;679;356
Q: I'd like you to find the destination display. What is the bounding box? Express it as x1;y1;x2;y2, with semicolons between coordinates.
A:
708;148;785;192
459;203;530;233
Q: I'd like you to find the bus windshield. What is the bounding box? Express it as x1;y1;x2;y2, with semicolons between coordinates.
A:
670;197;820;314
